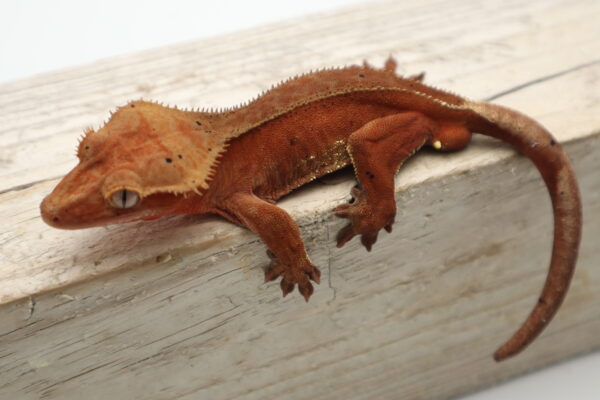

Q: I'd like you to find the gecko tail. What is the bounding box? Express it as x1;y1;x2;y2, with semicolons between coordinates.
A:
466;101;582;361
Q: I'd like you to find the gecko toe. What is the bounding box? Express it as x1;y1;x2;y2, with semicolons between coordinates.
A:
280;279;295;297
333;203;351;217
307;266;321;284
298;281;314;302
264;263;284;282
361;233;378;252
336;223;356;247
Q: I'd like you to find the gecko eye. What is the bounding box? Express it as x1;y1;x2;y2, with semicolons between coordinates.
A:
109;189;140;208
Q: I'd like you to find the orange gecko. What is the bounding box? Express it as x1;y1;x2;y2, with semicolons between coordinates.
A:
41;58;582;361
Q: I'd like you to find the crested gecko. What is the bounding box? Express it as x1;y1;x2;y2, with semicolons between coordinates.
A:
40;57;582;361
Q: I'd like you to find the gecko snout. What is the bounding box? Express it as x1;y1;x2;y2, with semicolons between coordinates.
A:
40;195;82;229
40;195;62;227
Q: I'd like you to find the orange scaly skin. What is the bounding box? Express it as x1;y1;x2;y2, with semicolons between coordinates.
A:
41;58;582;361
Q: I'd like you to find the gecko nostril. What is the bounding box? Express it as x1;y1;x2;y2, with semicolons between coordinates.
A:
52;216;59;223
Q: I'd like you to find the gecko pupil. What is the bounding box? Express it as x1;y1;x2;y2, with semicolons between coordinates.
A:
121;190;127;207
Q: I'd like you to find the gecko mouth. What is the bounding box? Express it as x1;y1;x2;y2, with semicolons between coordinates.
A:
40;194;127;229
41;192;168;229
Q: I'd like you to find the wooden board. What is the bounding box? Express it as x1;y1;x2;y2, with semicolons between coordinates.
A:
1;0;599;399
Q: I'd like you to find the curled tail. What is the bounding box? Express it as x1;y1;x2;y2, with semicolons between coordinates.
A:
466;101;582;361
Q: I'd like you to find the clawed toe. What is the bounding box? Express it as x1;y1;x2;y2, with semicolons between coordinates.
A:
307;265;321;284
360;232;378;252
279;277;314;301
280;279;295;297
265;260;321;300
333;204;351;218
336;223;356;248
264;263;284;282
298;280;314;302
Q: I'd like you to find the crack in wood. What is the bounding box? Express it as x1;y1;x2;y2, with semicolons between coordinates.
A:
41;360;117;397
26;296;35;320
0;175;63;195
485;58;600;101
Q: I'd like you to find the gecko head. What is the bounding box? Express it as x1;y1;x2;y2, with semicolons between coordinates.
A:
41;101;225;229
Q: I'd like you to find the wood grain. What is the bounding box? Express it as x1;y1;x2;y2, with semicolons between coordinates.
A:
1;0;599;399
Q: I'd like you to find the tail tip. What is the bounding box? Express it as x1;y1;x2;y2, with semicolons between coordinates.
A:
493;349;507;362
493;342;521;362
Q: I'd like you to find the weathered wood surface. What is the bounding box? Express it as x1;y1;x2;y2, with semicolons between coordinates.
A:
0;0;599;399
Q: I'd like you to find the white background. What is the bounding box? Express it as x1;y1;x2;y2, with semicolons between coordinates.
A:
1;1;598;398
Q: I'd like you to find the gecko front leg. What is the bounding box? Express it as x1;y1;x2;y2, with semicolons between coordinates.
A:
335;112;448;250
219;192;320;301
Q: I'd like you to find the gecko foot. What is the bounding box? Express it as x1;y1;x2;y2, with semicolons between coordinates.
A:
334;187;395;251
264;250;321;301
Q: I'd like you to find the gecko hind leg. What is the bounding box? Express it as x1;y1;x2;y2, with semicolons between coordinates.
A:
335;112;437;251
